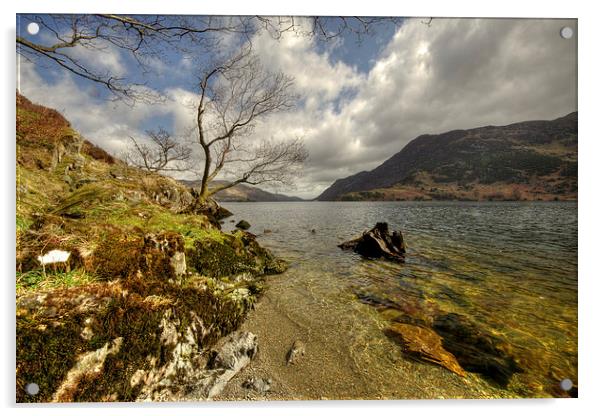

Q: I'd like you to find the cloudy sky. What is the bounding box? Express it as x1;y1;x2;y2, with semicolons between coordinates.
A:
17;17;577;199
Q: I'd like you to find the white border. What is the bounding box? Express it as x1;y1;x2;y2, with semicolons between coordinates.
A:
2;1;601;415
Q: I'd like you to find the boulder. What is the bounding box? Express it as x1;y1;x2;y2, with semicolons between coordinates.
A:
197;198;232;221
432;313;522;386
235;220;251;230
385;323;466;377
338;222;405;262
187;230;286;278
216;206;233;220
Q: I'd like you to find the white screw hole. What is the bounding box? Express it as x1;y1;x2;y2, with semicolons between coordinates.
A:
560;378;573;391
560;26;573;39
27;22;40;35
25;382;39;395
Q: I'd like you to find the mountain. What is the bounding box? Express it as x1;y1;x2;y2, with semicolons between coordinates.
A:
180;179;304;202
317;113;577;201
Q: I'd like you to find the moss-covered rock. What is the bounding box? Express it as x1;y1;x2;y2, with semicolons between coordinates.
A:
187;230;286;278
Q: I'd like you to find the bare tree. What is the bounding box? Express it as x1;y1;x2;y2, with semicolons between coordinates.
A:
17;14;400;102
193;47;308;200
124;128;192;173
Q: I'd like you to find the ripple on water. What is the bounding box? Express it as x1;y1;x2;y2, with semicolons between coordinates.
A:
222;201;577;398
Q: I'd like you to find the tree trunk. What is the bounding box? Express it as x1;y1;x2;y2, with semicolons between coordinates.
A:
199;143;212;201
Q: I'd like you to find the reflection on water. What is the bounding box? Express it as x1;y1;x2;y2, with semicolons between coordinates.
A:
222;201;577;398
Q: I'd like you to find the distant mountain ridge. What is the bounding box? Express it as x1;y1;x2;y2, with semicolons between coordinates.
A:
180;180;304;202
317;113;577;201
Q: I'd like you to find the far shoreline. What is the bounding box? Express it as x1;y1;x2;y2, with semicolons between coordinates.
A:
219;199;578;203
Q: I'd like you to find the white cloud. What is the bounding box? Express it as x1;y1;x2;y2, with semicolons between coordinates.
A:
251;21;365;102
17;60;197;157
18;18;577;200
247;18;577;198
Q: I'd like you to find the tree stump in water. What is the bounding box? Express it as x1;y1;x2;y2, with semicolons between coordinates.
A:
338;222;406;262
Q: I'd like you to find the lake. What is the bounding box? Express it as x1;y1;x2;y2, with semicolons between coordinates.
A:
220;201;578;399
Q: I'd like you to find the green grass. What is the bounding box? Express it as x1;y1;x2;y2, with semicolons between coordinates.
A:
82;198;219;249
16;269;98;294
16;215;32;233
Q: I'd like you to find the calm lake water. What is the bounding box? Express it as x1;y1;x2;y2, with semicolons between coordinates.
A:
221;201;577;398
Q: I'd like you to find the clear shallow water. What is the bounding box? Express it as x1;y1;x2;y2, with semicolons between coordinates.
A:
222;201;577;398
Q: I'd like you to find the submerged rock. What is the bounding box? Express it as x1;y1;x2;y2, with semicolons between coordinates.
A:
432;313;522;386
236;220;251;230
356;289;442;328
385;323;466;377
339;222;405;262
286;340;306;365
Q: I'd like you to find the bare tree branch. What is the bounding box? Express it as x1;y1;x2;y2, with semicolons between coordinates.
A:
124;128;192;173
210;138;308;194
17;14;401;103
16;14;256;104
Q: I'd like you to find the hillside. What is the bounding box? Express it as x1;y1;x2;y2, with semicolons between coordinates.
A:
15;93;285;402
317;113;577;201
180;179;304;202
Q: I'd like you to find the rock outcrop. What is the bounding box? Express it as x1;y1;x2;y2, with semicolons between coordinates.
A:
339;222;406;262
189;331;259;400
16;274;263;402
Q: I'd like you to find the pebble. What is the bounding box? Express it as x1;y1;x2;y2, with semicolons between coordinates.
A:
286;340;306;365
242;376;272;393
